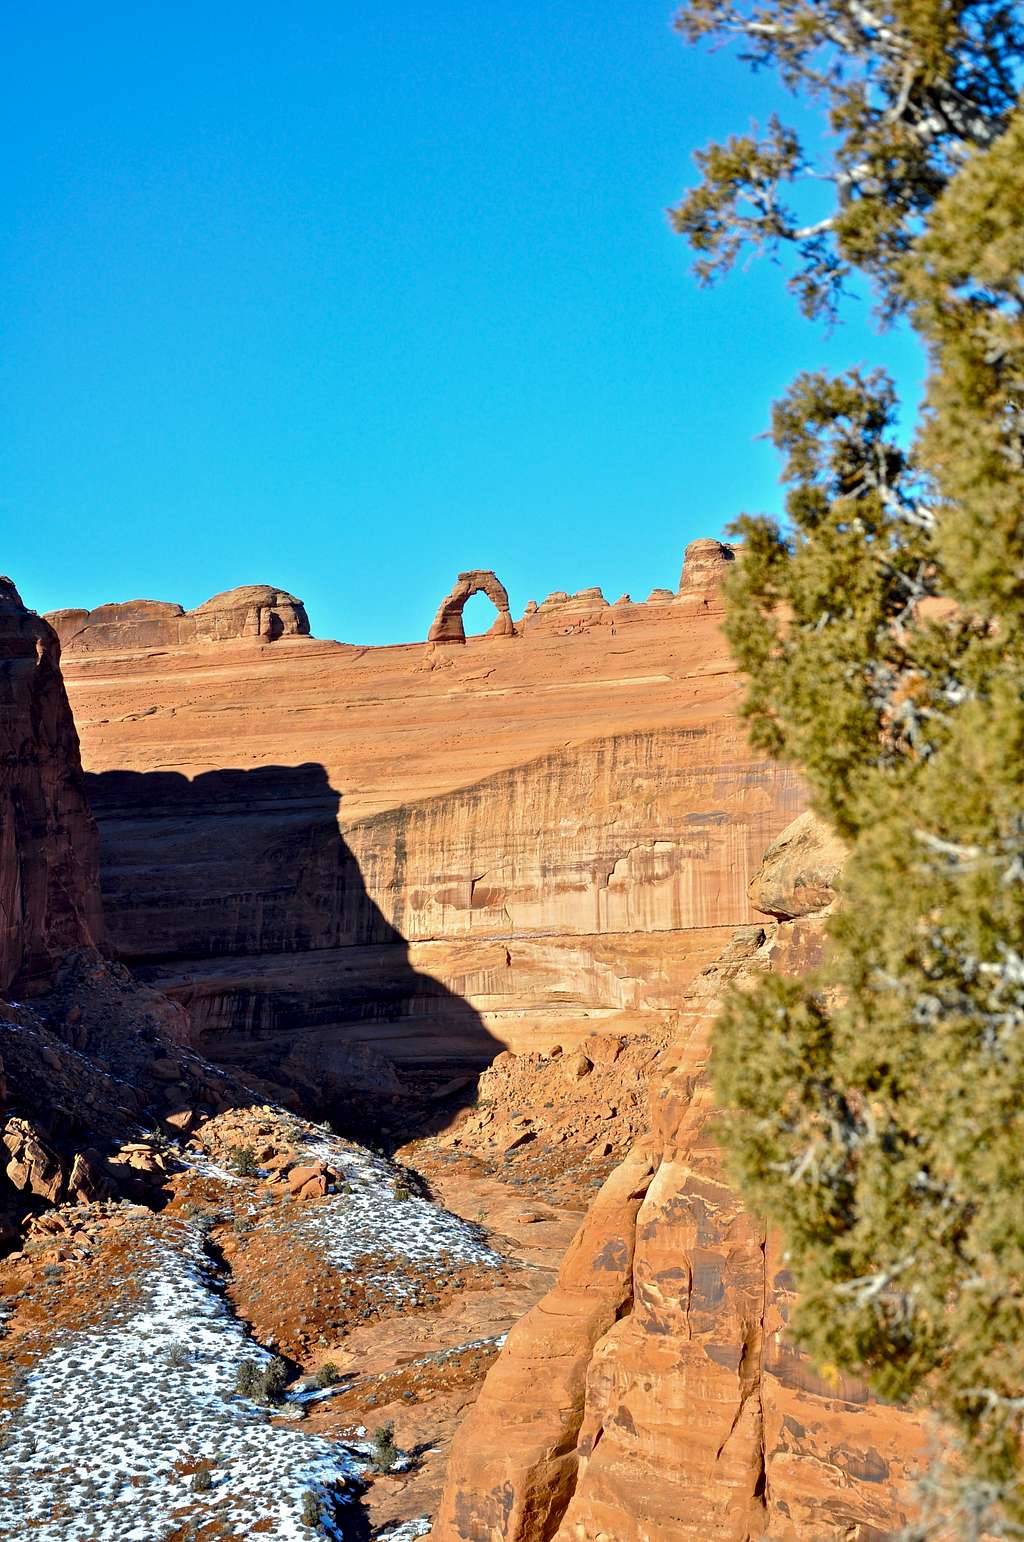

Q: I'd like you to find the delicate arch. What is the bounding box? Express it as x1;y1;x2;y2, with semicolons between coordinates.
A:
427;569;515;644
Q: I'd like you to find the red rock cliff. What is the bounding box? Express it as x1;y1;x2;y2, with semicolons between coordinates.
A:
55;557;802;1103
0;579;102;994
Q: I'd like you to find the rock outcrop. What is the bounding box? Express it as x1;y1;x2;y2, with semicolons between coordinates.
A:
747;807;847;920
44;584;309;653
0;578;102;994
12;545;932;1537
676;536;736;604
518;588;611;634
428;570;515;643
0;578;272;1240
432;889;927;1540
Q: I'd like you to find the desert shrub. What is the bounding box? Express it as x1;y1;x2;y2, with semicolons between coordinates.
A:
191;1465;213;1493
370;1420;399;1473
300;1489;320;1528
259;1354;290;1404
167;1343;191;1369
234;1358;262;1399
234;1353;290;1403
314;1361;340;1390
391;1184;411;1202
229;1144;259;1177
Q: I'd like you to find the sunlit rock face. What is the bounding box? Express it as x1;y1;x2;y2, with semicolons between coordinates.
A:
432;913;929;1542
44;584;309;654
56;546;802;1092
35;545;931;1535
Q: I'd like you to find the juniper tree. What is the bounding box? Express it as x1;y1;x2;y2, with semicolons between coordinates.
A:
671;0;1024;1522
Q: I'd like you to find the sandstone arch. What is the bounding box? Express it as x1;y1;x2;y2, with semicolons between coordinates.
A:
427;569;515;643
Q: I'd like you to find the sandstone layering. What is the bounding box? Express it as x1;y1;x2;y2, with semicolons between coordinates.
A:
432;822;927;1541
56;540;803;1126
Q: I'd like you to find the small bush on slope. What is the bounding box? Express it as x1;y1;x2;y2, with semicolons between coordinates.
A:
371;1421;399;1474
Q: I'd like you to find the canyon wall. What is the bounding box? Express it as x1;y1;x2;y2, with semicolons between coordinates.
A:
33;546;930;1534
0;579;250;1240
56;544;802;1099
0;578;102;995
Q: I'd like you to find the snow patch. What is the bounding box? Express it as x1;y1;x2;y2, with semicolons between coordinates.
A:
0;1217;363;1540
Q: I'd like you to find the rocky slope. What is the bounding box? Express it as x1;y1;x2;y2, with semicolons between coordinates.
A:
431;820;928;1541
15;547;932;1537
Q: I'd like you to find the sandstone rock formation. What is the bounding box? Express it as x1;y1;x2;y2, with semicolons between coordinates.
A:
58;575;803;1108
6;544;932;1538
747;807;847;920
676;536;736;603
0;578;102;994
44;584;309;653
0;577;280;1240
428;570;515;643
518;587;611;634
189;585;310;643
432;889;927;1540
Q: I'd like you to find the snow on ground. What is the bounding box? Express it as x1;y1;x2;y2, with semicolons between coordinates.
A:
376;1520;431;1540
277;1130;503;1292
0;1215;364;1541
177;1147;243;1185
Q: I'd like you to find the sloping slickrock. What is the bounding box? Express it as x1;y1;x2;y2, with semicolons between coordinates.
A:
0;578;102;994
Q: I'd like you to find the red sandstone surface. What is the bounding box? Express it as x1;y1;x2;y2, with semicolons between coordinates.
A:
432;844;928;1540
0;578;102;995
58;541;802;1115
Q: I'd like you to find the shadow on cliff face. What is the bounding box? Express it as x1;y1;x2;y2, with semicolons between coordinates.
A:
84;762;502;1148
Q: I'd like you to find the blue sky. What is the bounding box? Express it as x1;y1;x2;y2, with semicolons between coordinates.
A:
2;2;925;644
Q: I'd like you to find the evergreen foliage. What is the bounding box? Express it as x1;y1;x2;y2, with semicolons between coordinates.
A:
673;0;1024;1524
370;1421;400;1474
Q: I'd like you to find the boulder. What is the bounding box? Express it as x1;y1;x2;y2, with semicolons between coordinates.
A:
287;1161;327;1196
3;1118;65;1201
747;809;847;920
